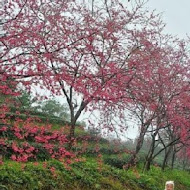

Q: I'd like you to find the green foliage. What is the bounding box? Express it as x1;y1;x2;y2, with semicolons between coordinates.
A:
130;166;190;190
1;159;190;190
15;91;35;111
103;155;130;169
38;99;70;120
0;160;71;190
7;92;70;125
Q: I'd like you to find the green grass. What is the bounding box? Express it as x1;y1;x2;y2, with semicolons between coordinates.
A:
1;159;190;190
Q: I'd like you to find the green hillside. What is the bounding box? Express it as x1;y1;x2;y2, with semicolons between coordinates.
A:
0;159;190;190
1;123;190;190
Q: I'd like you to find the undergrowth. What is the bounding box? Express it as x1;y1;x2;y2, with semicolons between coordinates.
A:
0;159;190;190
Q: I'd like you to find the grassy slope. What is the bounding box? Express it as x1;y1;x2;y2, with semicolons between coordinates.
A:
1;124;190;190
0;158;190;190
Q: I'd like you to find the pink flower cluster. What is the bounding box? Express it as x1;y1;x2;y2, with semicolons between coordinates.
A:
0;122;74;163
11;141;35;162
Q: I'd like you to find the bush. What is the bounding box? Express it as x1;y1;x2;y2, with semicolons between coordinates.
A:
0;161;64;190
0;122;74;162
103;155;130;169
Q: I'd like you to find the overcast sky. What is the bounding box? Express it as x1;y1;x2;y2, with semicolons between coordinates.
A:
147;0;190;38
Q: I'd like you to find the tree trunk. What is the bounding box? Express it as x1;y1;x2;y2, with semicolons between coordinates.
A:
126;125;146;169
68;124;76;150
162;146;172;171
171;150;176;169
143;132;158;172
67;100;88;150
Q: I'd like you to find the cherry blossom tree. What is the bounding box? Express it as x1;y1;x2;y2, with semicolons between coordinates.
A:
1;0;190;166
0;0;167;148
103;32;190;169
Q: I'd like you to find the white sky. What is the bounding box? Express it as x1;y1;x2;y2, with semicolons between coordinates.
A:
147;0;190;38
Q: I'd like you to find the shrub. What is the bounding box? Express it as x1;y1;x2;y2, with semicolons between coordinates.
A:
103;155;130;169
0;121;74;163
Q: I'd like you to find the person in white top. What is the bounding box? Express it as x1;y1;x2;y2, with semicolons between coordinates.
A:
165;181;174;190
